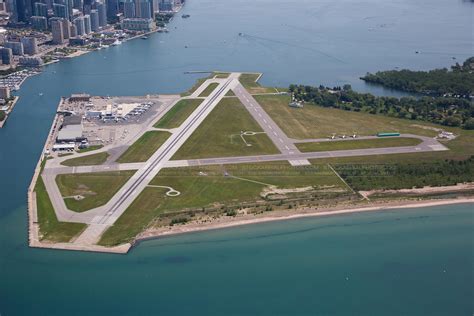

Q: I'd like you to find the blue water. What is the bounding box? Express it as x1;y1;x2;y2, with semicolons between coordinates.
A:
0;0;473;314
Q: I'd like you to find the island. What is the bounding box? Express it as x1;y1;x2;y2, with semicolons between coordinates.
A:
27;71;474;254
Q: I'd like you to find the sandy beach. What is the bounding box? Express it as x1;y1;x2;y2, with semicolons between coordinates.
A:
135;196;474;244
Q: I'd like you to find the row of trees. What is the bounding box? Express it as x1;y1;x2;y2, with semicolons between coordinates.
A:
288;84;474;129
0;110;5;122
360;57;474;97
334;157;474;190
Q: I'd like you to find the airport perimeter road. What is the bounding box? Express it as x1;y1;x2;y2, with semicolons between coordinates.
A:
232;83;310;166
72;75;240;244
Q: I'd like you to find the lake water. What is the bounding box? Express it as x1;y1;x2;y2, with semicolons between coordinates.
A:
0;0;473;314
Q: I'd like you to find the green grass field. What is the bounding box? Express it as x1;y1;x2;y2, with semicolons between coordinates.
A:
296;137;422;152
198;83;219;97
98;162;347;246
154;99;202;129
117;131;171;163
35;176;86;242
239;73;277;94
172;97;279;160
61;152;109;167
56;170;135;212
214;72;230;78
254;94;447;139
77;145;103;153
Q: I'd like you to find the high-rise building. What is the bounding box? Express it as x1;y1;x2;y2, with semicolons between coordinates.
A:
31;15;48;30
4;41;24;55
105;0;117;20
73;0;82;9
73;16;85;36
96;2;106;26
51;18;65;44
0;47;13;65
20;37;38;55
123;0;134;18
69;23;77;37
90;9;99;31
158;0;173;12
139;0;152;19
61;18;70;38
53;3;67;18
34;2;47;17
83;14;91;34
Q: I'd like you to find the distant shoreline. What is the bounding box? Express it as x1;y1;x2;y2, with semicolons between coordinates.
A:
134;197;474;246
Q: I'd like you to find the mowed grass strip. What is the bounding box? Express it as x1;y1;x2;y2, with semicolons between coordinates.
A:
61;152;109;167
254;94;445;139
98;162;347;246
172;97;279;160
198;83;219;97
296;137;422;153
239;73;277;94
56;170;135;212
35;175;87;242
77;145;103;153
117;131;171;163
154;99;202;129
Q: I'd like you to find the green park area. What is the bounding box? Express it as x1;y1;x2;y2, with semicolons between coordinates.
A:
35;175;86;242
98;162;349;246
254;94;444;139
154;99;202;129
198;83;219;97
77;145;103;153
56;170;135;212
61;152;109;167
239;73;278;94
296;137;422;153
117;131;170;163
172;97;279;160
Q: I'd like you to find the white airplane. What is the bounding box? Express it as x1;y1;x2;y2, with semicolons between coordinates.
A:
330;134;336;140
341;134;346;139
352;133;357;138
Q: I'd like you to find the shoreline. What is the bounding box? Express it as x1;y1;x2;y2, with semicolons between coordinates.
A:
134;197;474;246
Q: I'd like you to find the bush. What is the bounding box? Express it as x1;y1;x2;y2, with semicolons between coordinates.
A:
0;110;5;122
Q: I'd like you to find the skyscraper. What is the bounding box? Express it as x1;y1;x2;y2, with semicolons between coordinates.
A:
20;37;38;55
83;14;91;34
34;2;47;17
96;1;106;26
139;0;152;19
51;18;65;44
73;15;85;35
90;9;99;31
123;0;134;18
105;0;117;20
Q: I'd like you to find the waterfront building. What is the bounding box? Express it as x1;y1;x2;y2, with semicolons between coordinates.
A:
0;87;11;100
0;47;13;65
4;41;23;55
90;9;99;31
158;0;173;12
96;1;106;26
51;18;66;44
30;15;48;30
83;14;91;34
20;37;38;55
19;56;43;66
34;2;48;17
121;17;154;31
